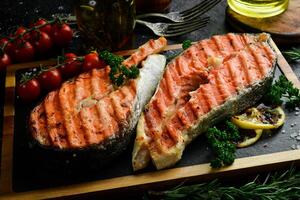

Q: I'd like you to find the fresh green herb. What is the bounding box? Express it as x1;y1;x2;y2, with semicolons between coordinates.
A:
167;40;193;60
100;50;139;86
264;75;300;109
283;47;300;62
182;40;192;50
147;167;300;200
206;121;240;168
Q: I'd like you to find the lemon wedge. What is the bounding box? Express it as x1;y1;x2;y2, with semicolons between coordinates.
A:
231;106;285;130
237;129;263;148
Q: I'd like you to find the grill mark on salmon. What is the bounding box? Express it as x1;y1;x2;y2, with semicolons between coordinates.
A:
44;92;69;148
228;33;244;50
201;39;217;58
59;82;87;147
133;33;277;170
30;105;51;146
30;38;167;150
238;52;252;85
212;35;232;57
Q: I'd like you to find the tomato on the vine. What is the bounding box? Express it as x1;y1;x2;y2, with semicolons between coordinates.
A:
60;53;82;78
0;53;11;71
52;23;73;47
38;68;62;91
17;79;41;102
14;26;31;41
33;19;52;35
31;31;53;54
0;38;9;48
82;52;105;72
13;41;35;62
0;38;14;56
64;53;77;60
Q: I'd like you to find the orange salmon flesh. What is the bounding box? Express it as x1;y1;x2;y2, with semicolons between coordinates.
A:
132;33;277;170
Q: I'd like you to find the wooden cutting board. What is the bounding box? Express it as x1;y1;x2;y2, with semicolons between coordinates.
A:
0;40;300;200
226;0;300;45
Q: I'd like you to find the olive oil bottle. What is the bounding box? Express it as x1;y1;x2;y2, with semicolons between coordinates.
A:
228;0;289;18
75;0;136;51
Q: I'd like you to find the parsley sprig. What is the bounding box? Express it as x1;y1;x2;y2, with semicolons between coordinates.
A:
264;75;300;109
206;121;240;168
167;40;193;61
182;40;192;50
99;50;139;86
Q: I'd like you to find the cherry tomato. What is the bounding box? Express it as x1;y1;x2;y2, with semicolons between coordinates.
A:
0;53;11;71
0;38;15;56
13;41;35;62
14;26;31;41
17;79;41;102
38;68;62;91
60;53;82;78
33;19;52;35
82;52;105;72
52;23;73;47
64;52;77;59
0;38;9;48
31;31;53;54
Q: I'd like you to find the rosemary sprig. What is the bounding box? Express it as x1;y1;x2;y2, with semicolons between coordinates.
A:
283;47;300;62
147;167;300;200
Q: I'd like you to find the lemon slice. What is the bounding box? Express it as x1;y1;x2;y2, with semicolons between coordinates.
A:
237;129;263;148
231;106;285;130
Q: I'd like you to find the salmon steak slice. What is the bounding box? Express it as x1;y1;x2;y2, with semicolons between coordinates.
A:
29;37;167;154
132;33;277;170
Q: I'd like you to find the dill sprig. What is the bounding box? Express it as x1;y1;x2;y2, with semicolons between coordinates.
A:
147;167;300;200
206;121;240;168
283;47;300;62
99;50;139;86
264;75;300;109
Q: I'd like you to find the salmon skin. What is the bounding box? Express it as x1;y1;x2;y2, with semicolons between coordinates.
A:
29;38;167;166
132;33;277;170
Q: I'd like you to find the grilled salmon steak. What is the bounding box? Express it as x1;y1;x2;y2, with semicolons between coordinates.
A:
29;37;167;158
132;33;277;170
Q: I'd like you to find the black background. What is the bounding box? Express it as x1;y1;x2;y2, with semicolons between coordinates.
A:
1;0;300;199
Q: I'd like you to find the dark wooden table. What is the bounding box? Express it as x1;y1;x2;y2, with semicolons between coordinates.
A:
0;0;300;199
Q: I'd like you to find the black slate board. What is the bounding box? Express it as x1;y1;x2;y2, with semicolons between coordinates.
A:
12;60;300;192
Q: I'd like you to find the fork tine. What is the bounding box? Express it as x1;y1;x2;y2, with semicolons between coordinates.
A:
181;0;221;20
180;0;210;15
181;0;221;15
167;17;210;30
163;21;209;37
165;18;209;34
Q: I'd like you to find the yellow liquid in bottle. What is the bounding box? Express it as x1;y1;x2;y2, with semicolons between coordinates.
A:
227;0;289;18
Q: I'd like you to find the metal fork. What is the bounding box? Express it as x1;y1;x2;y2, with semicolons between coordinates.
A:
136;0;221;23
136;17;210;37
